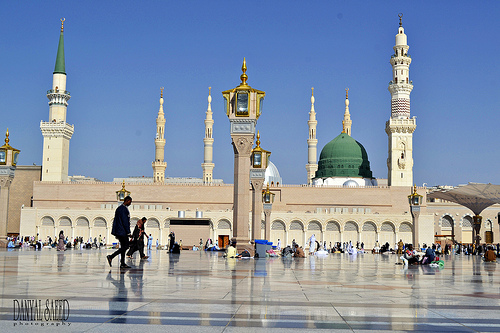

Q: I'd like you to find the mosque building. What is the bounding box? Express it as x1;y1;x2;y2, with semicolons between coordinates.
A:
5;16;499;249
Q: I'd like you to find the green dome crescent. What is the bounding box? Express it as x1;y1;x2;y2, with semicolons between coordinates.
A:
315;133;373;179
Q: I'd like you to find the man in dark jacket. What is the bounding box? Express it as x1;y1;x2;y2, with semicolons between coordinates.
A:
107;196;132;268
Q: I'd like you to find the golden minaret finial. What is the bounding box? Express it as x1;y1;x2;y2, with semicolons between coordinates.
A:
345;87;349;99
398;13;403;27
160;87;164;98
240;57;248;86
5;128;10;145
60;18;65;32
311;87;314;96
256;130;261;147
209;86;211;96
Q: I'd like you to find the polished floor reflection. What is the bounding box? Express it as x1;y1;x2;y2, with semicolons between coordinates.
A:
0;248;499;332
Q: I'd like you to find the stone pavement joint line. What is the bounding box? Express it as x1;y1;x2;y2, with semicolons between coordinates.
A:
0;249;499;332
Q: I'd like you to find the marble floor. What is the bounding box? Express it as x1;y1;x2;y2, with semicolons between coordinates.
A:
0;248;499;332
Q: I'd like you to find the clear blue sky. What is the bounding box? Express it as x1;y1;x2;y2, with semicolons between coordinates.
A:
1;1;499;187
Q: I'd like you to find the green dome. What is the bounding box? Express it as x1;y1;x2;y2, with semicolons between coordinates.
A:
315;133;373;179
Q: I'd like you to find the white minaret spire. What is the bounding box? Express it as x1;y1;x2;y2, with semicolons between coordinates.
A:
306;87;318;185
342;88;352;136
41;18;74;181
202;87;215;184
386;13;416;186
152;87;167;183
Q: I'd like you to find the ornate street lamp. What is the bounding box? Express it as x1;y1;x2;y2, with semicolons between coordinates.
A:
408;185;422;247
116;181;131;202
250;131;270;242
262;184;275;240
0;129;20;241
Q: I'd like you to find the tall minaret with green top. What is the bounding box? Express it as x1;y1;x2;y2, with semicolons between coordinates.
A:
40;18;74;181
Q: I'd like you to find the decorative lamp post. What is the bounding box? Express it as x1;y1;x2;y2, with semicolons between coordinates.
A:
408;184;422;248
473;215;482;247
262;184;275;240
116;181;131;202
0;129;20;243
250;131;270;242
222;58;265;252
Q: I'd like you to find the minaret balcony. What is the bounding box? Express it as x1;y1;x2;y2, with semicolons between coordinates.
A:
47;90;71;106
47;89;70;95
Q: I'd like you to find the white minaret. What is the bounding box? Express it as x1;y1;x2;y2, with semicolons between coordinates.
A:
386;14;416;187
342;88;352;136
202;87;215;184
152;87;167;182
305;87;318;185
41;19;74;182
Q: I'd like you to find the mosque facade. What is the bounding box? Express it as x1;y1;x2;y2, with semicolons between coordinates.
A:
12;17;500;249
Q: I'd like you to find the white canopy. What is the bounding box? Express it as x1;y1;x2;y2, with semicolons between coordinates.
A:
428;183;500;215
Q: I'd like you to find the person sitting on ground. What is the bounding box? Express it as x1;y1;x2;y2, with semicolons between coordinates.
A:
224;239;237;258
421;245;436;265
404;245;419;265
484;245;497;262
282;246;293;258
294;244;306;258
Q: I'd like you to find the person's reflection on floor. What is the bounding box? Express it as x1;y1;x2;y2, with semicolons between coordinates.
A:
129;260;145;297
169;253;180;272
106;270;128;323
57;253;65;272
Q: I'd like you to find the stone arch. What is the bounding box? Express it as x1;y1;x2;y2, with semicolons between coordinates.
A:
58;216;72;227
462;215;473;228
75;217;90;240
399;222;412;232
272;220;286;230
326;221;340;232
399;222;412;244
307;221;322;231
344;221;358;232
93;217;107;228
40;216;55;241
362;221;377;232
217;219;231;230
362;221;377;248
324;221;341;245
76;217;89;227
289;220;304;247
381;221;395;232
344;221;359;244
146;218;160;229
379;221;396;248
93;217;107;240
305;221;322;246
271;220;286;246
130;217;139;229
461;215;473;244
41;216;54;226
289;220;304;231
145;218;160;245
441;215;453;228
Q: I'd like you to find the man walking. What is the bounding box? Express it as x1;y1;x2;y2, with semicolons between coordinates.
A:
107;196;132;269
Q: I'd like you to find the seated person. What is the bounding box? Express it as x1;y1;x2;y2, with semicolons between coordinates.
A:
484;245;497;262
294;244;306;258
421;245;436;265
403;245;419;265
282;246;293;257
224;239;238;258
